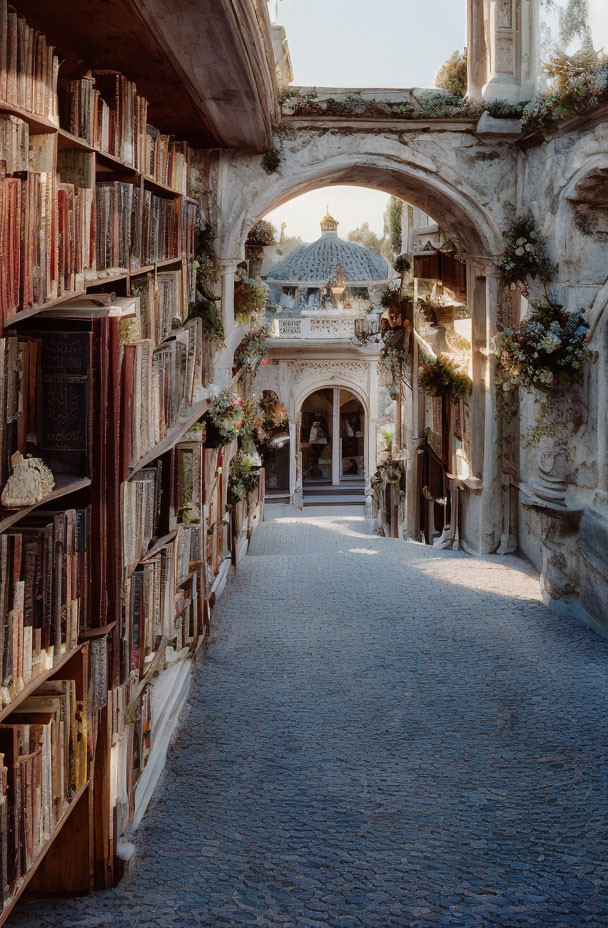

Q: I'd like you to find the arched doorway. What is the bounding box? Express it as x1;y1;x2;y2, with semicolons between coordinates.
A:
300;388;366;503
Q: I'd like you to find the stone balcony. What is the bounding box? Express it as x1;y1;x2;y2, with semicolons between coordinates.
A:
267;310;381;341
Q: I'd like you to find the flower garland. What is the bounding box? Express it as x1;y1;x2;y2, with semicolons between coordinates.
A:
234;278;269;325
418;355;472;399
497;215;553;293
206;389;246;445
495;301;589;394
234;325;269;376
522;49;608;134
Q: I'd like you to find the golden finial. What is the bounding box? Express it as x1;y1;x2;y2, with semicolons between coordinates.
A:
320;207;338;233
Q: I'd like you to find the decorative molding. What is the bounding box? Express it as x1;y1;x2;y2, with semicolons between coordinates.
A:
287;359;369;385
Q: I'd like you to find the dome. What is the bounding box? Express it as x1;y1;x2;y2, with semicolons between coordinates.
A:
267;210;389;286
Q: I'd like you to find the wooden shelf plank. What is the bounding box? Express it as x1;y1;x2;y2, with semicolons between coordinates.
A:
79;621;117;640
0;475;92;534
140;530;178;562
0;642;86;725
127;398;210;479
6;290;88;325
0;99;58;134
0;781;89;927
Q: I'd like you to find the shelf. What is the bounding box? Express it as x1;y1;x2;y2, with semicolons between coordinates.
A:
6;290;88;325
140;531;178;563
79;621;117;641
0;99;58;134
57;128;186;197
127;637;168;713
0;780;89;927
0;475;92;534
0;642;85;725
128;398;210;479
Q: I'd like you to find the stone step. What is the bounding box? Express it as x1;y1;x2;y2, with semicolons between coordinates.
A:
303;494;366;507
303;485;365;497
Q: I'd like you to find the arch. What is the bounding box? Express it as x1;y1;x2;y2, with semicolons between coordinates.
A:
217;138;506;264
294;379;370;423
555;155;608;301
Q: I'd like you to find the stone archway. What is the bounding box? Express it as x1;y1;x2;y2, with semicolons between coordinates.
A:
211;127;516;550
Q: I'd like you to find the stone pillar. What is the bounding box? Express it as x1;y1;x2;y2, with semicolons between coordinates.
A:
332;387;341;486
479;272;503;553
483;0;539;104
219;260;238;340
467;0;488;103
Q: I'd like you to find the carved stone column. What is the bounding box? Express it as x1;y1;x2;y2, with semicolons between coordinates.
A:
467;0;488;103
483;0;539;104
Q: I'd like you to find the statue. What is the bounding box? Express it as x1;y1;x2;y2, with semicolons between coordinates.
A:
1;452;55;509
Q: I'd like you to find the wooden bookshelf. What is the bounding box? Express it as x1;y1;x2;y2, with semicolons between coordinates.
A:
0;476;92;534
0;781;90;927
0;642;86;724
128;398;210;478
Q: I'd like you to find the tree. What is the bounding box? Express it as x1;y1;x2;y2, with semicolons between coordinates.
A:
347;222;384;254
383;197;403;258
541;0;593;56
434;50;468;98
276;222;304;257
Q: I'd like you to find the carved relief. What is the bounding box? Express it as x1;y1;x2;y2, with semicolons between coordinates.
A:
287;359;369;386
497;0;513;28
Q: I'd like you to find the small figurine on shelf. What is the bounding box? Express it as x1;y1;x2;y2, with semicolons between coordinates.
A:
1;452;55;509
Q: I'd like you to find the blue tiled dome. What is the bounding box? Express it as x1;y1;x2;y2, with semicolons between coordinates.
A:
267;211;389;285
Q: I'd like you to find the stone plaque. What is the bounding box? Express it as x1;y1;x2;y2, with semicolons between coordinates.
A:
496;37;514;73
279;319;302;336
497;0;513;28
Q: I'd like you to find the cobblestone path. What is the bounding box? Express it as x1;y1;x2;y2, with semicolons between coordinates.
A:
14;506;608;928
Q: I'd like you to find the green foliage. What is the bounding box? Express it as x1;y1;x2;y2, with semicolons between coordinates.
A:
206;389;246;445
280;87;479;121
418;355;472;399
394;254;411;274
523;48;608;132
247;220;277;247
262;147;281;174
347;222;387;257
484;99;528;119
188;295;224;344
497;215;554;290
233;278;269;325
434;50;468;98
380;429;394;449
276;223;304;257
234;326;269;375
384;196;403;257
227;452;261;508
495;300;589;394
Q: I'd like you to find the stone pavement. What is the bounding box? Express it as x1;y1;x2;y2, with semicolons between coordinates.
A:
13;505;608;927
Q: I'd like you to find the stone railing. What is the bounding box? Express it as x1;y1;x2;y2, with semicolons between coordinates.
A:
268;311;368;340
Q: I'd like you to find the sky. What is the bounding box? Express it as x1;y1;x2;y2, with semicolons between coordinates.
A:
264;0;608;244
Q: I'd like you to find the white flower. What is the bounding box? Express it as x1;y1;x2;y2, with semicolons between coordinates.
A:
515;247;525;257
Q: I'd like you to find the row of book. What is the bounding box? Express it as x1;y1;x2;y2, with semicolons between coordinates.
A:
0;331;92;489
95;183;181;274
58;74;190;193
0;168;95;323
0;678;87;895
0;0;59;123
0;509;90;709
121;318;204;473
0;113;28;174
131;269;189;346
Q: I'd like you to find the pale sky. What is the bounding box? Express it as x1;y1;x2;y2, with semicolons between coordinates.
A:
264;0;608;244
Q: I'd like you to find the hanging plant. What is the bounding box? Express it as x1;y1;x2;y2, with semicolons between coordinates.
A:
497;216;554;293
239;395;264;443
378;345;410;398
495;300;589;394
246;221;277;247
394;254;411;275
234;326;269;376
206;389;246;446
227;452;261;508
188;294;224;344
262;147;281;174
418;355;472;399
234;278;269;325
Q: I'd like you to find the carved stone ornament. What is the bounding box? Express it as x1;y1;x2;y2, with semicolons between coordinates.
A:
1;452;55;509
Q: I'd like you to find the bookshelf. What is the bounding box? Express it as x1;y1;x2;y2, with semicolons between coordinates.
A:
0;0;268;916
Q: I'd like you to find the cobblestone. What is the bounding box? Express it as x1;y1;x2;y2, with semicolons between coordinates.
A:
13;505;608;927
